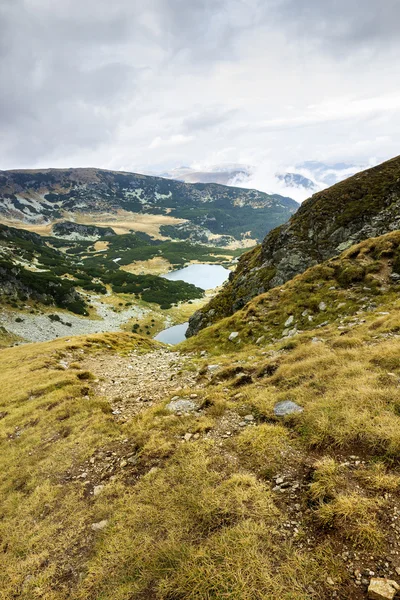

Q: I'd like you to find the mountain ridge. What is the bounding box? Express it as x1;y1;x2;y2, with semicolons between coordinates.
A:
187;154;400;336
0;167;297;244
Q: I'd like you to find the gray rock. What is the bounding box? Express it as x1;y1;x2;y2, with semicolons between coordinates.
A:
166;399;197;413
319;301;327;312
244;414;255;422
274;400;304;417
228;331;239;341
284;315;294;327
256;336;265;344
93;485;104;496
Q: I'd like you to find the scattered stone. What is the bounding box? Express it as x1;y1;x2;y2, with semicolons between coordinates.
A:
190;394;198;399
184;433;193;442
208;364;220;372
273;400;304;417
91;520;108;531
319;301;327;312
368;578;400;600
244;414;255;422
93;485;104;496
284;315;294;327
166;399;197;414
228;332;239;341
256;336;265;345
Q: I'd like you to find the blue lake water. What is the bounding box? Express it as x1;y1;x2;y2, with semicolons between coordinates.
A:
162;263;230;290
154;322;189;345
155;263;231;344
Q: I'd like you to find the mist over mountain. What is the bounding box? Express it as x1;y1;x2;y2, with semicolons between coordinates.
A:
159;159;371;201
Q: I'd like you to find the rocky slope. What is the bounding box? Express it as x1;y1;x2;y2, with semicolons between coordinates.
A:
187;155;400;336
0;167;297;243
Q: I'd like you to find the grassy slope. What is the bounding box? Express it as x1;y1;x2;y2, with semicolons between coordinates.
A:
3;233;400;598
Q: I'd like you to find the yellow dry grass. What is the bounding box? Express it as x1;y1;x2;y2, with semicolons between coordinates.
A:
120;256;171;275
73;210;186;238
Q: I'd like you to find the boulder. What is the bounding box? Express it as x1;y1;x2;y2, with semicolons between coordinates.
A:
368;578;400;600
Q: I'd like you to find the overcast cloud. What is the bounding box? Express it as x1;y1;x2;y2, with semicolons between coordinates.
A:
0;0;399;195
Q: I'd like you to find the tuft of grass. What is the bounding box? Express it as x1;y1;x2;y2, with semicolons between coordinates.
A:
316;493;384;550
234;423;291;478
309;457;342;503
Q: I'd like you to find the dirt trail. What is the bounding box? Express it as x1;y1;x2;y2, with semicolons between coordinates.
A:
81;347;198;420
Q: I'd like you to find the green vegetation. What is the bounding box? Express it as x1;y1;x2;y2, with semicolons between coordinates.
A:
0;224;206;311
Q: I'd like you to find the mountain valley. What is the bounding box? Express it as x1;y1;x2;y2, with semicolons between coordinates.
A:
2;158;400;599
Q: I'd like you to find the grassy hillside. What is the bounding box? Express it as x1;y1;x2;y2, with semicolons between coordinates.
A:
2;232;400;598
187;155;400;336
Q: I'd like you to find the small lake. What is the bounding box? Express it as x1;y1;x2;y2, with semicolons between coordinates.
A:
155;263;231;345
163;263;230;290
154;322;189;345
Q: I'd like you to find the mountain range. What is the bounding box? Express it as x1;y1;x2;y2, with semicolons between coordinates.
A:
0;167;297;245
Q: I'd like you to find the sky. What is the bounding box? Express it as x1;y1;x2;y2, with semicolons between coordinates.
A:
1;0;400;197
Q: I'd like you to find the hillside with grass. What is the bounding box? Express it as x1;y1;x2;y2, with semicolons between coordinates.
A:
2;231;400;598
0;167;298;244
187;155;400;336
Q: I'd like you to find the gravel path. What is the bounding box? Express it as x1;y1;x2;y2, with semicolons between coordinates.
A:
0;296;149;343
81;347;198;420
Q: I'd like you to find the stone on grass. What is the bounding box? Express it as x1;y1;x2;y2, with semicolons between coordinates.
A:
228;332;239;341
166;399;197;414
256;336;265;345
244;414;255;422
91;520;108;531
274;400;304;417
319;301;327;312
284;315;294;327
93;485;104;496
368;578;400;600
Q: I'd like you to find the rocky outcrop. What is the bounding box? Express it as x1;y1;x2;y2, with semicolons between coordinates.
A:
187;155;400;337
52;221;115;240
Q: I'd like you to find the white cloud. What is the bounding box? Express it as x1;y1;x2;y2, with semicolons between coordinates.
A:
0;0;399;192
